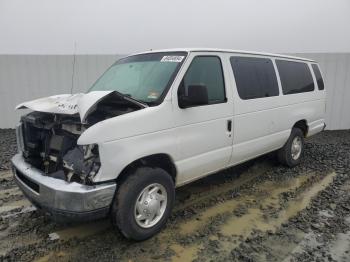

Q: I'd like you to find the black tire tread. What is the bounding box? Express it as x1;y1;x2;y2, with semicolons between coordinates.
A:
111;166;175;241
277;127;304;167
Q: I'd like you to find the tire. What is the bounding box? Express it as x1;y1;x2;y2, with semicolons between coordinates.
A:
111;166;175;241
277;127;305;167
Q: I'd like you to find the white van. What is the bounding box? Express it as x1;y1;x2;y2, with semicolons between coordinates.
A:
12;48;326;240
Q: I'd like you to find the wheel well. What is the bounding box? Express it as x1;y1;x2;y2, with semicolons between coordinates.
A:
116;154;177;184
293;120;308;137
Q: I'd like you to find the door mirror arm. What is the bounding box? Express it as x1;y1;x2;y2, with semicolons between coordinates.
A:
178;84;209;109
178;96;190;108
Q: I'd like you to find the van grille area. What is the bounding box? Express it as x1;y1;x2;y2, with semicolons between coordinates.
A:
20;112;79;174
15;168;40;194
16;111;100;185
21;115;51;167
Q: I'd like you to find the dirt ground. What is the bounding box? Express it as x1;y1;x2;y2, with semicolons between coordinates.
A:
1;130;350;262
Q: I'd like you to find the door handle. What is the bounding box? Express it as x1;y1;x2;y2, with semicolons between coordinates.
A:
227;120;232;132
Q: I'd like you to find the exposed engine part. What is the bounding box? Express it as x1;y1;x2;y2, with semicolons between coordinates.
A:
61;123;85;135
84;92;142;124
50;170;66;180
62;145;100;184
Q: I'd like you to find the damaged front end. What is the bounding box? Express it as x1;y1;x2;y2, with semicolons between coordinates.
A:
18;112;100;185
16;91;145;185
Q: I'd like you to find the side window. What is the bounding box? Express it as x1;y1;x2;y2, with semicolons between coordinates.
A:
311;64;325;90
178;56;226;105
230;57;279;100
276;60;315;95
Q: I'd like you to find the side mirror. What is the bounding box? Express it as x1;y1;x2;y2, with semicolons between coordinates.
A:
178;85;209;108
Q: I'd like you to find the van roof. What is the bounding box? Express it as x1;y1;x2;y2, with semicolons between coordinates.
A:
134;48;315;63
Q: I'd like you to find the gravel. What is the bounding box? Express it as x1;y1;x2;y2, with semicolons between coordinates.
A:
0;129;350;262
0;129;17;171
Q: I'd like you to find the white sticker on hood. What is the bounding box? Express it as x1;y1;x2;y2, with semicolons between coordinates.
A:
161;56;184;62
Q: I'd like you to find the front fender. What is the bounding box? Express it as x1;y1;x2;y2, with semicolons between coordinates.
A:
93;129;179;182
77;101;173;145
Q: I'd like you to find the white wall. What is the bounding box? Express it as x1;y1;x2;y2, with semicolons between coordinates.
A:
0;55;122;128
0;53;349;129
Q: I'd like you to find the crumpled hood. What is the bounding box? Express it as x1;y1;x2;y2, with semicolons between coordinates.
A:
15;91;143;123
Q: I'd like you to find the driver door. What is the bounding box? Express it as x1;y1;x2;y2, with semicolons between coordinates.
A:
172;53;234;185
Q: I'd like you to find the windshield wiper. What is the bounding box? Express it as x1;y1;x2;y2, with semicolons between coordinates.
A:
114;91;149;107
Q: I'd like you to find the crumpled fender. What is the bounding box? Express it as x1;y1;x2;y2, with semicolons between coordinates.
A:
77;91;114;123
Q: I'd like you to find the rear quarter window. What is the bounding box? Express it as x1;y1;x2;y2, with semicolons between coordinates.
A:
311;64;325;90
276;60;314;95
230;57;279;100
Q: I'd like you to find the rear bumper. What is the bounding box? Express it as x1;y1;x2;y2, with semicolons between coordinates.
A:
307;120;327;137
11;153;116;222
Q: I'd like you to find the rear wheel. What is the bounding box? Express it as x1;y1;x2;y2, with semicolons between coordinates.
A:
111;167;175;241
277;128;305;167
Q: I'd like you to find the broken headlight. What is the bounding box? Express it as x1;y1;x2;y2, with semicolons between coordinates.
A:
62;144;100;184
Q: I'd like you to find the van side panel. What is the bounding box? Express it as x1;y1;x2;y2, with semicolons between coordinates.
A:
229;56;325;166
92;53;325;186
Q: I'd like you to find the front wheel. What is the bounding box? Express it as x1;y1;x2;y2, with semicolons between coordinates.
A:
277;127;305;167
111;167;175;241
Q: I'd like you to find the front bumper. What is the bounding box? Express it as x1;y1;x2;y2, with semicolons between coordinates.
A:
11;153;116;222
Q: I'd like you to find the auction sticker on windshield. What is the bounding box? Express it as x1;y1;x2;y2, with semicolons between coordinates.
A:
161;56;184;62
147;91;160;100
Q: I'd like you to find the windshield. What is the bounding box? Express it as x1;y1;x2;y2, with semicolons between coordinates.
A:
89;52;187;104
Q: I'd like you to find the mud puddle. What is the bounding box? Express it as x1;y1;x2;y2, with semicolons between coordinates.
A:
174;161;272;212
222;172;335;235
172;171;336;261
0;187;22;198
170;243;202;262
0;170;13;180
0;199;31;213
34;251;69;262
48;220;111;241
0;219;40;257
180;172;335;237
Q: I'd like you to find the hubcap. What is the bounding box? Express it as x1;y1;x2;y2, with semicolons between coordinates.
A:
134;183;167;228
291;136;302;160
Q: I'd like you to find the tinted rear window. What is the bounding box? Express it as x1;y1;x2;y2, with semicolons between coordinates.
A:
276;60;314;95
311;64;325;90
230;57;279;100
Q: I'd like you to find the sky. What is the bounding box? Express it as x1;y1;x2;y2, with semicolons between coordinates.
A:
0;0;349;54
